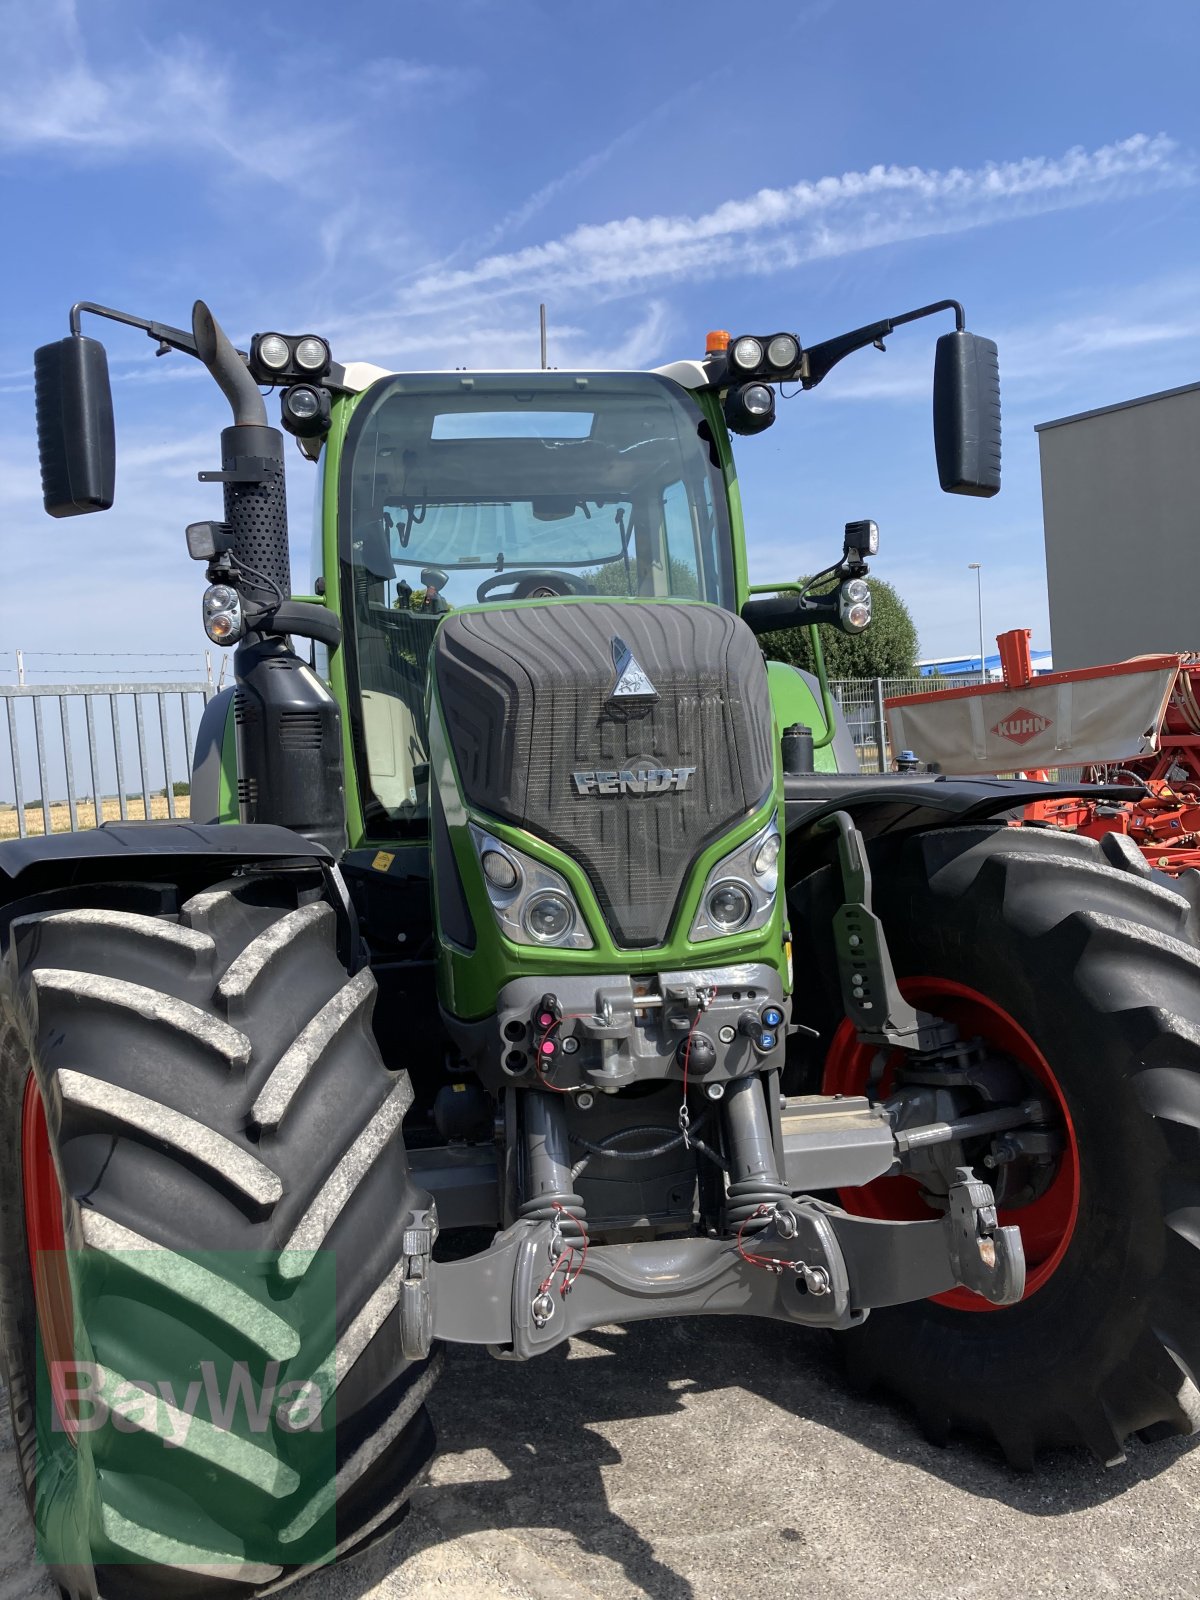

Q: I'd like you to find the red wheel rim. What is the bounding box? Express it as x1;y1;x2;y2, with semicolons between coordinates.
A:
822;977;1080;1310
22;1073;79;1439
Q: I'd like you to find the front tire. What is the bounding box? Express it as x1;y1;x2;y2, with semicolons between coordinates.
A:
0;871;437;1597
790;823;1200;1467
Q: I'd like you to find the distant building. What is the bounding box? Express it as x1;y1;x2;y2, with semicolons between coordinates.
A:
916;651;1053;681
1037;382;1200;671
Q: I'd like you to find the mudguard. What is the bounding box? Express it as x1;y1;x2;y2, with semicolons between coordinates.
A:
783;773;1144;880
0;821;329;903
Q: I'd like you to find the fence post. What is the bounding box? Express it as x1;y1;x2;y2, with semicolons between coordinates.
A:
873;677;888;774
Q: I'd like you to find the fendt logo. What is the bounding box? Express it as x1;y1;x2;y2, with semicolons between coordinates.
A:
991;707;1053;747
572;767;696;797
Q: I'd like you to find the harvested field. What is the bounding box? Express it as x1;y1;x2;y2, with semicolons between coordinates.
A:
0;794;191;839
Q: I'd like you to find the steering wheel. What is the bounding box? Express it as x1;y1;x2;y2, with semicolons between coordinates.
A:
476;570;594;603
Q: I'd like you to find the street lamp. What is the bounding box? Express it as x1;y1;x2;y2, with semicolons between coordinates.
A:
968;562;985;682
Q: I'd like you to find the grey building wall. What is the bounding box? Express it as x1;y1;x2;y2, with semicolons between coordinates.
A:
1037;382;1200;670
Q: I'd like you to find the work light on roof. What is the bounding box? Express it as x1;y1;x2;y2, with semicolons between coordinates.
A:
765;333;800;371
256;334;290;371
730;336;764;372
294;335;331;373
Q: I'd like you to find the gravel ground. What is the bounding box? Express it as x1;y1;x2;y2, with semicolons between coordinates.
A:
4;1318;1199;1600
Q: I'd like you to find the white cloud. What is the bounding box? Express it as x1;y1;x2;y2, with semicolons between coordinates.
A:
360;57;476;97
401;135;1194;309
0;1;462;188
320;299;674;374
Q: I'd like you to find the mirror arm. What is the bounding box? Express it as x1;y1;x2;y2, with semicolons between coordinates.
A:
68;300;252;367
799;298;965;389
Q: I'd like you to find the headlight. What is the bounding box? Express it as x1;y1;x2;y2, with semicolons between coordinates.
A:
706;880;753;930
256;333;290;371
469;824;593;949
730;335;764;371
524;891;575;943
765;333;799;370
689;815;780;943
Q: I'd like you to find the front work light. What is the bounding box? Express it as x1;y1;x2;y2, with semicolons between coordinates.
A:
281;383;332;439
724;381;776;436
844;518;879;560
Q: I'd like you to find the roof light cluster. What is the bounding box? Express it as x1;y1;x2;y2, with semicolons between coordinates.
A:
728;332;801;378
248;332;331;384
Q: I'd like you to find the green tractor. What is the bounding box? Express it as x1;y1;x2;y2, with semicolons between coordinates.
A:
5;293;1200;1596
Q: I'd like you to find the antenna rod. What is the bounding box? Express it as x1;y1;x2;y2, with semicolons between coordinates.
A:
539;303;548;370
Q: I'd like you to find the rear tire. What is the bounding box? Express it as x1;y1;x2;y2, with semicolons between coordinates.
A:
790;823;1200;1467
0;871;438;1596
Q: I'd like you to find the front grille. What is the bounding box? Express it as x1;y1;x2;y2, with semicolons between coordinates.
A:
434;601;773;946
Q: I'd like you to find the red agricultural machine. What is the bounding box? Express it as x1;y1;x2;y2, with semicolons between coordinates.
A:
887;630;1200;874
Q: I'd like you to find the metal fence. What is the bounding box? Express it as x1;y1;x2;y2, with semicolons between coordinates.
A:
1;682;216;839
831;674;982;773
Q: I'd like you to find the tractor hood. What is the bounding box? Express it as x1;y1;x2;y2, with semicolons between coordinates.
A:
432;599;774;947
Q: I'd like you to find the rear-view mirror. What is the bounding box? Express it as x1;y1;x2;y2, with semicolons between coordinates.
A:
33;334;115;517
933;330;1000;498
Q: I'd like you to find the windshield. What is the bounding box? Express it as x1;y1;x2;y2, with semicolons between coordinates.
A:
339;372;733;835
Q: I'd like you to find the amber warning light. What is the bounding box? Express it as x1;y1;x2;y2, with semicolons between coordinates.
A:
705;330;730;353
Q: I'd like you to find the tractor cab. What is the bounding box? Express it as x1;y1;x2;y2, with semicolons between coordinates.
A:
339;370;734;832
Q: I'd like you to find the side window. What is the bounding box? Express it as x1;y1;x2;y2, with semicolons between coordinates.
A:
661;479;701;599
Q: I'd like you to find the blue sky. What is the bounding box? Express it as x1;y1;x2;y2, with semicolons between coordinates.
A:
2;0;1198;680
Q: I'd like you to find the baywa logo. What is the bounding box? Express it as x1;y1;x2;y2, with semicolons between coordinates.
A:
991;706;1053;746
34;1246;338;1569
572;766;696;796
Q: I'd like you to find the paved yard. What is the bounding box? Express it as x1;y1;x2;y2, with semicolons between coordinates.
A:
4;1318;1199;1600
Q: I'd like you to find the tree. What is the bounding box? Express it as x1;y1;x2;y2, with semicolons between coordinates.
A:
758;575;918;679
586;557;700;599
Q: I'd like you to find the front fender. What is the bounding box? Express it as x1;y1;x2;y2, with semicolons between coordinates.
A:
0;821;329;904
783;774;1144;883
